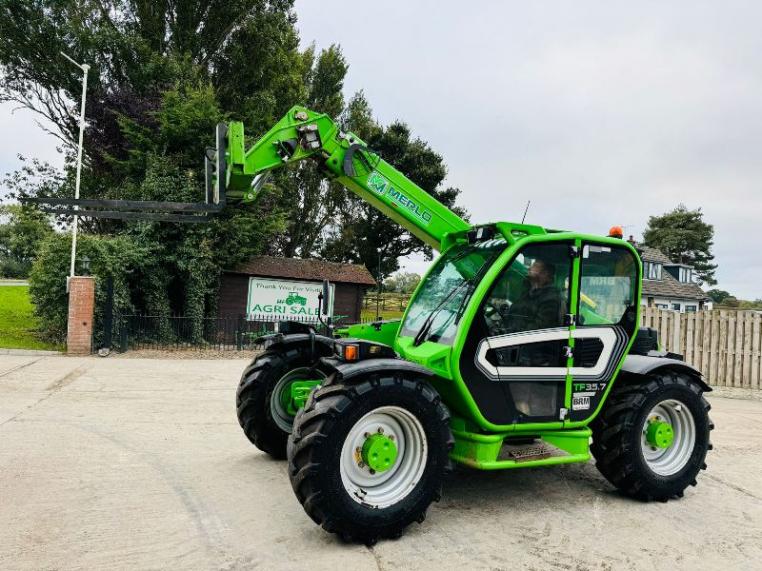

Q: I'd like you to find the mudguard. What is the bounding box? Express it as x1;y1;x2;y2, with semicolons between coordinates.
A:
254;332;335;359
621;354;712;392
318;357;435;383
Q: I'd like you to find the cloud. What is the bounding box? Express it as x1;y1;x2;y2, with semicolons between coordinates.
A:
295;0;762;298
0;103;65;200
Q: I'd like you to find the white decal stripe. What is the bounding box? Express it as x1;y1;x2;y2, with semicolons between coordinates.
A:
475;327;621;382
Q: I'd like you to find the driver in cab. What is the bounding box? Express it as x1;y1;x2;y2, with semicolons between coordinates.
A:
485;259;564;336
504;260;563;333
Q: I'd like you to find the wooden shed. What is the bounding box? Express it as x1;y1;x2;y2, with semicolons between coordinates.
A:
218;256;376;323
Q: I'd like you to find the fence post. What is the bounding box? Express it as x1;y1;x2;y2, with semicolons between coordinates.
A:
672;311;681;355
236;315;244;351
119;317;128;353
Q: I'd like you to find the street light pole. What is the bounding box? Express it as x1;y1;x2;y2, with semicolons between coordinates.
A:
61;52;90;289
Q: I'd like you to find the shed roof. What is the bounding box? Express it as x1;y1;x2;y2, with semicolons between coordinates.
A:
227;256;376;286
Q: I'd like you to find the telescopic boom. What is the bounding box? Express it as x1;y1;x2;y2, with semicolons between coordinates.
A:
209;105;471;249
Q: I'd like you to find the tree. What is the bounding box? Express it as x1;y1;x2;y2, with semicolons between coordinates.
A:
0;204;54;277
29;233;145;341
706;289;731;304
385;272;421;294
0;0;314;335
643;205;717;285
322;92;467;280
272;44;350;258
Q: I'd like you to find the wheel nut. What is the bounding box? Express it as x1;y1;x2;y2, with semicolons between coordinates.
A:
364;432;370;438
377;427;384;434
369;469;376;475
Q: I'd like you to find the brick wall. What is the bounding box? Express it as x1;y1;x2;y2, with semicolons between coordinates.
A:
67;276;95;355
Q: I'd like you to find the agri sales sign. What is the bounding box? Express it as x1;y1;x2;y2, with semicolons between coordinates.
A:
246;277;334;321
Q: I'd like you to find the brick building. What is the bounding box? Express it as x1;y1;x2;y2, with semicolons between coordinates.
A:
218;256;376;323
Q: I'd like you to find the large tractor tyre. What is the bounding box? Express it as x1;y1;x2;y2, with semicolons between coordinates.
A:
287;375;454;544
591;369;714;501
236;347;323;459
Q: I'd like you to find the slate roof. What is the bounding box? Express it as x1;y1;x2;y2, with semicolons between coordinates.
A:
632;243;709;302
227;256;376;286
637;245;673;265
641;272;709;301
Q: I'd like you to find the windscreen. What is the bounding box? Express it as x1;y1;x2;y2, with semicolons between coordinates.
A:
400;238;506;345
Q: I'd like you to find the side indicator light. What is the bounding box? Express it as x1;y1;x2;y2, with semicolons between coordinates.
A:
344;344;359;361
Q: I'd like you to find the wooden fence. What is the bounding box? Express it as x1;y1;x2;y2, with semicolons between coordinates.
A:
640;307;762;389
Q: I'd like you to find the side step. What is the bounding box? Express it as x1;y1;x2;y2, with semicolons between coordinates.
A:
500;442;552;462
449;426;591;470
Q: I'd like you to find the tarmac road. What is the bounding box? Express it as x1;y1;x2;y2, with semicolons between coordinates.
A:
1;355;760;570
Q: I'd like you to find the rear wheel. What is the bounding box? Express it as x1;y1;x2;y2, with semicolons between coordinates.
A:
591;369;713;501
287;375;453;544
236;347;324;459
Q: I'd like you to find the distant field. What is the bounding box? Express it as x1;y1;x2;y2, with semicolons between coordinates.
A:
360;308;405;321
0;285;60;351
360;292;410;322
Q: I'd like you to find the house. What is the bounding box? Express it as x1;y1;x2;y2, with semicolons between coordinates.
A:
630;240;711;312
218;256;376;323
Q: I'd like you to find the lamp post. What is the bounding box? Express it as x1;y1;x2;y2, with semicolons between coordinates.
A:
61;52;90;290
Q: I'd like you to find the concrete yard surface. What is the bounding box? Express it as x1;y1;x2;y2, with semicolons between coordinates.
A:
1;355;761;570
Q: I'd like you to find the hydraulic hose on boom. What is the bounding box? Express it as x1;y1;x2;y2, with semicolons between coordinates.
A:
208;105;471;249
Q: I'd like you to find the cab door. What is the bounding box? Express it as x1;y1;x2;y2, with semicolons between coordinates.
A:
461;241;576;426
567;242;640;422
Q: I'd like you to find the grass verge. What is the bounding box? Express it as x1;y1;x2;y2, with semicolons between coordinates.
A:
0;285;61;351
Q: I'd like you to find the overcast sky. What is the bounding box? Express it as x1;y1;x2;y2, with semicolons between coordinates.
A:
1;2;760;297
294;0;762;298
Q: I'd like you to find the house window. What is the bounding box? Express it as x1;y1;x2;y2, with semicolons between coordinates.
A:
656;303;669;309
643;262;662;280
685;305;697;313
679;267;692;283
671;303;681;311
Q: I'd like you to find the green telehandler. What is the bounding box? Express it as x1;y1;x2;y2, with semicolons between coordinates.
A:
209;106;713;543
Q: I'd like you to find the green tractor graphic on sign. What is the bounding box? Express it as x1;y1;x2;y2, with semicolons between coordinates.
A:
283;292;307;306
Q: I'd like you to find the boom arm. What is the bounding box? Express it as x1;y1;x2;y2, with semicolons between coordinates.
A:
212;106;471;249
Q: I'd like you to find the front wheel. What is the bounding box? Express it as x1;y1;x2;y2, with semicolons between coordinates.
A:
287;375;453;544
236;347;324;459
591;369;714;501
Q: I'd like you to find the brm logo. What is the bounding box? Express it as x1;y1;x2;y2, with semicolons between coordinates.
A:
366;171;433;224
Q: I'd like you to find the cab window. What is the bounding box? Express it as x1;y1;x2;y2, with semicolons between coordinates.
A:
578;244;639;331
482;243;572;337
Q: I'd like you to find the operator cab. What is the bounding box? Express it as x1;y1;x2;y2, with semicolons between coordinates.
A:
399;226;641;429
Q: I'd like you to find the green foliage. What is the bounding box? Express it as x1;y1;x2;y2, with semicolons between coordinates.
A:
273;44;349;258
0;285;61;350
707;288;762;310
643;205;717;285
1;1;469;342
1;1;300;337
0;204;54;278
30;233;145;342
707;289;731;304
385;272;421;294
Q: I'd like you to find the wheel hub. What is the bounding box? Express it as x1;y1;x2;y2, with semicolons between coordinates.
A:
340;406;428;508
646;420;674;449
361;432;398;473
640;399;696;476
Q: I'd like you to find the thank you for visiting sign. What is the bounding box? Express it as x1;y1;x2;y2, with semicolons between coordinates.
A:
246;277;334;321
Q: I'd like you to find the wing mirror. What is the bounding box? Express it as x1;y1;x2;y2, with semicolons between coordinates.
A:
318;279;333;334
319;279;331;316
